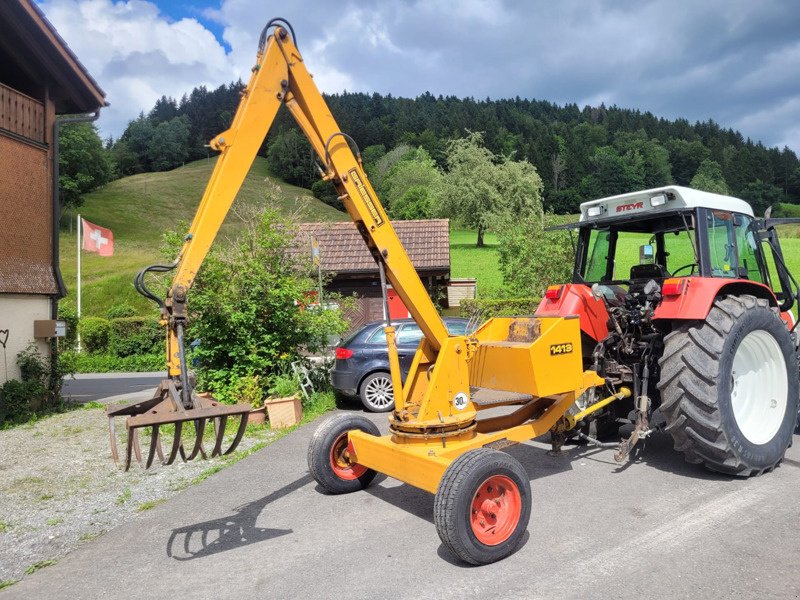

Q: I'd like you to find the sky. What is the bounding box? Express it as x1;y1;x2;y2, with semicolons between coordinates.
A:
36;0;800;154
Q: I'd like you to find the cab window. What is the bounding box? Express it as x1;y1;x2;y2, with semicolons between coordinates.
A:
706;211;738;278
733;214;765;283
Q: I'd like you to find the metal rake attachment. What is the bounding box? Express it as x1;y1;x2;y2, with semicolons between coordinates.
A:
106;379;251;471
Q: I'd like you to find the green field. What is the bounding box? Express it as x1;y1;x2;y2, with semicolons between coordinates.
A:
60;157;346;316
449;229;503;297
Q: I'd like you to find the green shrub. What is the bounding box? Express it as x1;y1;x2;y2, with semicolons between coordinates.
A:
106;304;137;319
78;317;111;353
231;375;265;409
63;351;163;374
268;374;300;398
58;304;79;349
459;297;541;318
16;344;49;384
0;379;48;423
108;317;162;357
184;205;352;402
0;345;72;424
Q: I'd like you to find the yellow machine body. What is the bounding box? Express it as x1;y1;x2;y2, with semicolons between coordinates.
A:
138;21;613;486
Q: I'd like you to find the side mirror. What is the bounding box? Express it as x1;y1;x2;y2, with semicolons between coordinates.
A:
639;244;654;263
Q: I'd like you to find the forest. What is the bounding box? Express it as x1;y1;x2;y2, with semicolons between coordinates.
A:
63;80;800;219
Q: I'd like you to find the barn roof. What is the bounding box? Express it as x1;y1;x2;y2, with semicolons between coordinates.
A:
294;219;450;275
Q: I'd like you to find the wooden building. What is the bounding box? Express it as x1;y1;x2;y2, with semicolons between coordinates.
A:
0;0;106;383
294;219;451;329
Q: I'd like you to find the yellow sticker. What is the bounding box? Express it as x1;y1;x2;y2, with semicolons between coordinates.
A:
349;168;383;227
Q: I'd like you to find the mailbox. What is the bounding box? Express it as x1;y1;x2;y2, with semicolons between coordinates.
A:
33;320;67;339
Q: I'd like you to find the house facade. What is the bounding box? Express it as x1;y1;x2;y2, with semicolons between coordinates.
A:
0;0;106;383
294;219;451;330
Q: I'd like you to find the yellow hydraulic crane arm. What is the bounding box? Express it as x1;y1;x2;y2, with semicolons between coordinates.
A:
162;21;448;379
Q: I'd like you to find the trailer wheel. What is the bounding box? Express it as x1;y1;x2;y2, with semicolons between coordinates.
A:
658;294;798;476
308;414;380;494
434;449;531;565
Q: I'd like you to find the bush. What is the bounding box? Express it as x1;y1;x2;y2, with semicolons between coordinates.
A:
0;379;49;422
107;304;136;319
78;317;111;353
108;317;162;357
497;214;574;297
62;351;163;374
0;345;73;424
184;205;352;402
459;297;541;319
268;374;300;398
59;304;79;350
230;374;264;409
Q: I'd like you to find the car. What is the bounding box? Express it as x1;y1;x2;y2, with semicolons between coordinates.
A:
330;317;473;412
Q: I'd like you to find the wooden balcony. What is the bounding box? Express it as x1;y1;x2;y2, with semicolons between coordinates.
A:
0;82;45;145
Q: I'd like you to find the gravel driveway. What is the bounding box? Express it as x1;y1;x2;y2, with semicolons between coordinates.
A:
0;401;275;585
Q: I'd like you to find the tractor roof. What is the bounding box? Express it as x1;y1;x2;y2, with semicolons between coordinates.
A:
579;186;754;222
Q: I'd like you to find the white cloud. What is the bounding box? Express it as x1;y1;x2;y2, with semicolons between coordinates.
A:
38;0;234;136
36;0;800;154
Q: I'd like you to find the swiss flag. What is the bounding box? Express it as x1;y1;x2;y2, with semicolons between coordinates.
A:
81;218;114;256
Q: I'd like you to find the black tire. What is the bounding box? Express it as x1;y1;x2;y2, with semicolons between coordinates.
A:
658;295;799;476
307;414;380;494
434;449;531;565
359;372;395;413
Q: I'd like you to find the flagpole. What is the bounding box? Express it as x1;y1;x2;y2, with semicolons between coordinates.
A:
77;214;81;353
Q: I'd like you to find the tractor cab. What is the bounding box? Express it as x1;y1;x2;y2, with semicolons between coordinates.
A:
540;186;798;339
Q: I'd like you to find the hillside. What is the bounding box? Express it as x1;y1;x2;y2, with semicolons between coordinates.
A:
59;157;347;316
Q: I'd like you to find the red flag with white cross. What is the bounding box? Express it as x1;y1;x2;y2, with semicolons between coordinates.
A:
81;218;114;256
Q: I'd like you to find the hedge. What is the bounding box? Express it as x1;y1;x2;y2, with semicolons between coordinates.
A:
459;297;541;318
63;351;164;374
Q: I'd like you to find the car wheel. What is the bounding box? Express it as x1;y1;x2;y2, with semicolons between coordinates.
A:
359;372;395;412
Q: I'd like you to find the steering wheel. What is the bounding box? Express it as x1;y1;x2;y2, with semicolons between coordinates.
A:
670;263;698;277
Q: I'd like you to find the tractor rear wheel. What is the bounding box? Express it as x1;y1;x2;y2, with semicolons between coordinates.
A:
434;449;531;565
658;295;798;476
308;414;380;494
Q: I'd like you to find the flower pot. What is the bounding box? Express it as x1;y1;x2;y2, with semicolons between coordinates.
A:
248;406;267;425
264;395;302;429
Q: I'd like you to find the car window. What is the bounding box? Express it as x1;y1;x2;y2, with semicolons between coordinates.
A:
397;324;423;345
446;321;467;335
367;327;387;344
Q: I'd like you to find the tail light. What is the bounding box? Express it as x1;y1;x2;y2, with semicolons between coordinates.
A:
545;285;564;300
335;347;354;360
661;278;685;296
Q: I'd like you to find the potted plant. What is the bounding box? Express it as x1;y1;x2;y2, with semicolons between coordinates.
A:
264;374;302;428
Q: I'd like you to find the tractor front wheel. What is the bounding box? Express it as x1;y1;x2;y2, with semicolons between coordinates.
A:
658;295;798;476
308;414;380;494
434;449;531;565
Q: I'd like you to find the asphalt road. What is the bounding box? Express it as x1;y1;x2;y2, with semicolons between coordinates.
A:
3;407;799;600
62;372;163;403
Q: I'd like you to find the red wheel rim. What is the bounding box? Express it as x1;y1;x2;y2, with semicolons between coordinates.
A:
329;432;367;480
470;475;522;546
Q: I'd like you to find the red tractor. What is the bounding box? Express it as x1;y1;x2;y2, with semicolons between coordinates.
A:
537;185;800;473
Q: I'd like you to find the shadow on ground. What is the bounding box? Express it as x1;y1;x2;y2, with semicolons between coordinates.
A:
166;474;313;560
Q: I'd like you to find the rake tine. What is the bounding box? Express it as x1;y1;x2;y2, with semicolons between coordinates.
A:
144;426;160;469
220;413;249;457
124;425;136;472
183;419;208;461
163;421;184;465
132;426;143;466
109;416;122;468
211;415;228;457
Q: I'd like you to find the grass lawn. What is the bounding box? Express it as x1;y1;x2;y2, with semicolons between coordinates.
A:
60;157;347;317
449;229;503;297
